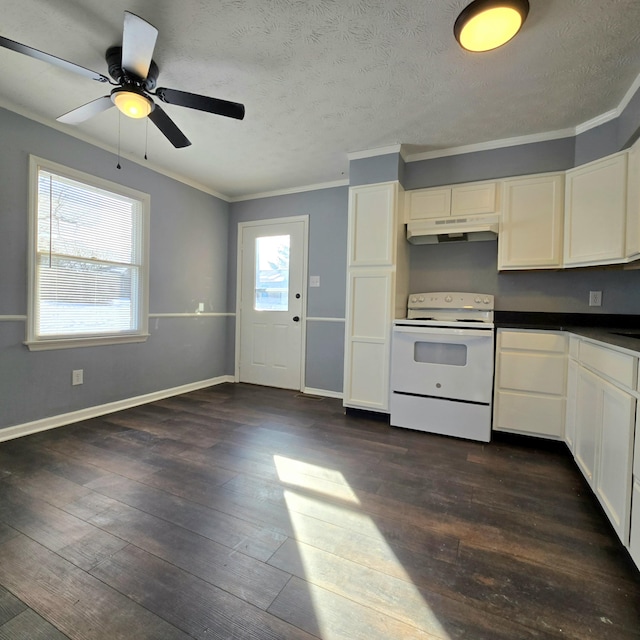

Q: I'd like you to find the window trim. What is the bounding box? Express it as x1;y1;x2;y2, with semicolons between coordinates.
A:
25;155;150;351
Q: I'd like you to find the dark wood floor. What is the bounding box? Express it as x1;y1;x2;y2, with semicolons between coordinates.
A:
0;383;638;639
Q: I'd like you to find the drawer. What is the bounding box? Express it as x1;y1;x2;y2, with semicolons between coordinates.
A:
499;330;567;353
498;352;566;394
579;340;637;390
494;391;565;438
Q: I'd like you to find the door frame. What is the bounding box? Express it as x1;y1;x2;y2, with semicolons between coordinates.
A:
234;215;309;389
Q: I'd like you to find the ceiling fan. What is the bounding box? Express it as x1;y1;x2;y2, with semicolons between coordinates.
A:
0;11;245;148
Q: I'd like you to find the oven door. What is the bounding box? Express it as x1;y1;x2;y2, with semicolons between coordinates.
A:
391;324;494;404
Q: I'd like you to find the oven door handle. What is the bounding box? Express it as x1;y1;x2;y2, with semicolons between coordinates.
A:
393;326;492;337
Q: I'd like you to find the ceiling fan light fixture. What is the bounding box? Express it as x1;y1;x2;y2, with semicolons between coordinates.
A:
111;88;153;118
454;0;529;52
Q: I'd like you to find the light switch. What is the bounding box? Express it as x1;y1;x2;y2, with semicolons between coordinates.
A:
309;275;320;287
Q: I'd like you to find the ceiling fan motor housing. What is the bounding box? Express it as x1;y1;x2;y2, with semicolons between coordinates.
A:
106;45;158;91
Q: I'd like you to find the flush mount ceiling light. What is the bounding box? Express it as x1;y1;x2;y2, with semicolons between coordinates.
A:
454;0;530;52
110;87;153;119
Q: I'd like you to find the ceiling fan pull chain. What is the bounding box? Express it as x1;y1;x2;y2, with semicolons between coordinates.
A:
116;111;122;170
144;117;149;160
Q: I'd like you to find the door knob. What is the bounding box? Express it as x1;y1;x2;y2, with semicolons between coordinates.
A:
293;316;300;322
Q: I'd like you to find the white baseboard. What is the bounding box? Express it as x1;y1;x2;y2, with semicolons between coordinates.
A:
302;386;344;400
0;375;235;443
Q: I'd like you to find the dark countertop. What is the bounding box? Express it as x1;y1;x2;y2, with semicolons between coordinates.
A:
494;311;640;354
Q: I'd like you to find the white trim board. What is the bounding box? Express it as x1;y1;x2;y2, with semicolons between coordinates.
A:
302;387;344;400
0;375;234;443
149;312;235;318
306;317;345;323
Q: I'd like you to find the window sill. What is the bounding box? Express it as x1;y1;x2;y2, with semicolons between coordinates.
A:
24;334;150;351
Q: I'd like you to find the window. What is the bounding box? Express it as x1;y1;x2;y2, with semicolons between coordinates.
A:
254;234;290;311
26;156;149;350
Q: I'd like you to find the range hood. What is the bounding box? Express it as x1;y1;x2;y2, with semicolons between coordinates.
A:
407;214;500;245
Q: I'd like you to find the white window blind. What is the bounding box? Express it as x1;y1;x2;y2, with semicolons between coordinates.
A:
27;157;149;349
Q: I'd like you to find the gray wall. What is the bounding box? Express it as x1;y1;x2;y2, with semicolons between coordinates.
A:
403;83;640;316
228;187;348;393
403;137;576;190
410;240;640;315
0;108;230;430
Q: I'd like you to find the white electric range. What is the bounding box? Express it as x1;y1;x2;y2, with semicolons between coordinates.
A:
390;292;495;442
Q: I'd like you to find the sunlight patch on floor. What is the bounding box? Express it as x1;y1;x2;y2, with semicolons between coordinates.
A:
273;454;360;504
274;455;451;640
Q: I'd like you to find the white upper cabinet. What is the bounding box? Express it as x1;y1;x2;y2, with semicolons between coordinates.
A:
564;152;628;267
348;183;397;267
405;180;499;222
626;137;640;261
498;173;564;270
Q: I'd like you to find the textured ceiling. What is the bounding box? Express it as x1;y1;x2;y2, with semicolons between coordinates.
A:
1;0;640;198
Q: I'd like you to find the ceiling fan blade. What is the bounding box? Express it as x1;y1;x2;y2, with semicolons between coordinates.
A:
57;96;113;125
121;11;158;80
156;87;245;120
148;105;191;148
0;34;109;83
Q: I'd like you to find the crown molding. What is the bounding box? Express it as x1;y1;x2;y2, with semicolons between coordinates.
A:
404;127;576;163
0;101;231;201
347;144;404;161
230;179;349;202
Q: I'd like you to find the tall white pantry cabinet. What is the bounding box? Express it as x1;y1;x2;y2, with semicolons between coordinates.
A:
343;181;409;412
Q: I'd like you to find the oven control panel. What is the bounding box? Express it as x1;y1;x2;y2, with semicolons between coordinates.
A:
408;292;494;311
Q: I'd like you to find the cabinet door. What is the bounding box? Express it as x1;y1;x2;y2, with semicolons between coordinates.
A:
630;480;640;566
574;367;601;487
348;183;397;266
405;188;451;221
595;379;635;544
626;138;640;260
564;153;627;266
451;182;498;216
499;174;564;269
564;359;578;452
343;269;392;411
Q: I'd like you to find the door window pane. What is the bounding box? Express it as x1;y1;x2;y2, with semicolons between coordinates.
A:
255;234;290;311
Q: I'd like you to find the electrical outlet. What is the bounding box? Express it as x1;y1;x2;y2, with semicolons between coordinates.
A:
589;291;602;307
72;369;84;386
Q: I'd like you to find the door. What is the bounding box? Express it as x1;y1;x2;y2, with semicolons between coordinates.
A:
238;218;307;390
595;379;635;544
574;366;601;487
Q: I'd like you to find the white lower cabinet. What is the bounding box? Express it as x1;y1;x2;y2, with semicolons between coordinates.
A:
343;269;393;410
595;378;635;543
564;358;579;452
567;336;637;546
493;329;567;438
573;366;601;485
631;480;640;567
